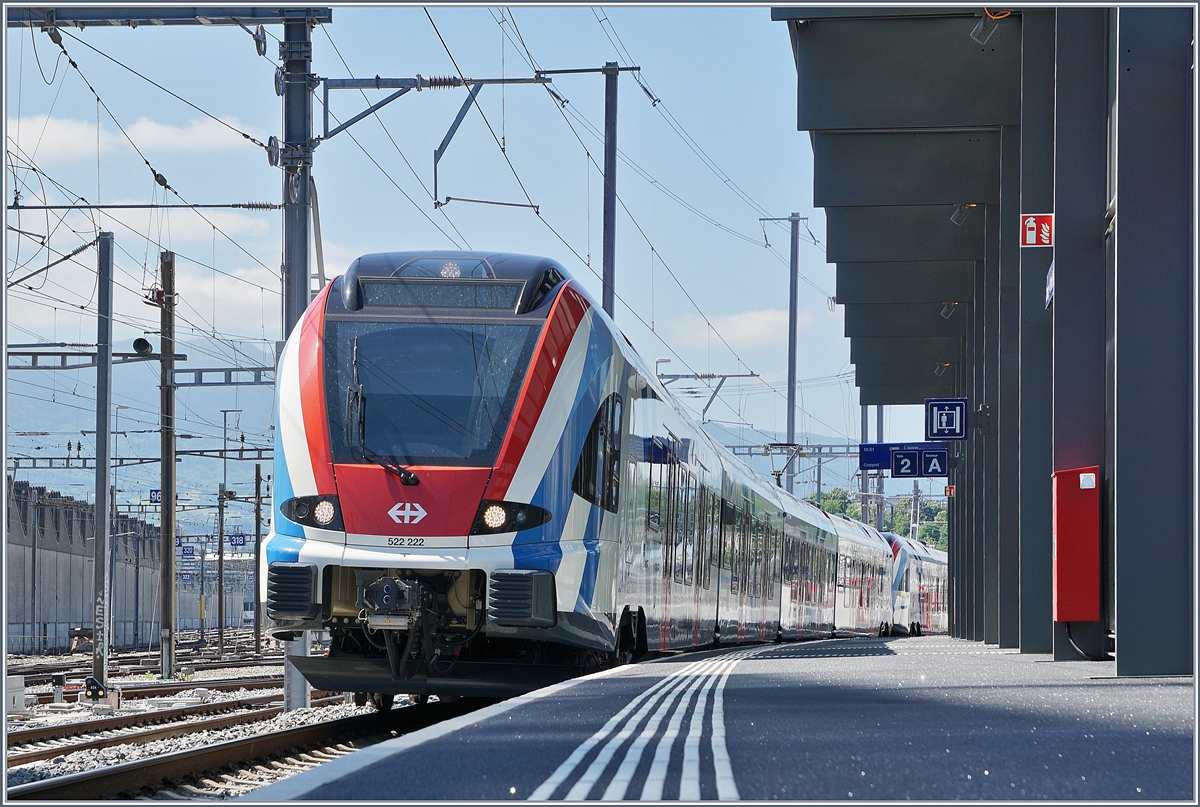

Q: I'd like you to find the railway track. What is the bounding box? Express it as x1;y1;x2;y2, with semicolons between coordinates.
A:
30;674;284;705
13;654;286;687
7;698;489;800
7;694;345;767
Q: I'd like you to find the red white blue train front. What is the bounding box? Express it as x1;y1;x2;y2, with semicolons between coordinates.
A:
263;252;631;698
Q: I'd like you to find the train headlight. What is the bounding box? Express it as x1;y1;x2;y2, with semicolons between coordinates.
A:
313;500;336;526
470;500;552;534
482;504;507;530
281;495;344;531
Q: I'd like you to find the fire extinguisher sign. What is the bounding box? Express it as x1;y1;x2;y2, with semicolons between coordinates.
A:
1021;213;1053;247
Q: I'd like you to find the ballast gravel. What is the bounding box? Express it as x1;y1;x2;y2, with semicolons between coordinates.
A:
7;701;390;789
7;684;282;732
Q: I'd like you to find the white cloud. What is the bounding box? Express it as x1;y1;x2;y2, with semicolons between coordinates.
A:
174;263;282;340
123;117;250;152
7;115;256;163
660;308;812;352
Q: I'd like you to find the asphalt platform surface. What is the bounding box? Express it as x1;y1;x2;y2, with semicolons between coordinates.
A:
249;635;1193;801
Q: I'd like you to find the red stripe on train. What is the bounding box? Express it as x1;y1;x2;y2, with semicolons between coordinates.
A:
484;282;591;501
298;283;336;495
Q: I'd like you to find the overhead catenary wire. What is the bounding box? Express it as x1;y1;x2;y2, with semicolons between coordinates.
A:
46;23;273;154
500;8;850;441
25;33;280;279
318;25;473;249
6;150;283;295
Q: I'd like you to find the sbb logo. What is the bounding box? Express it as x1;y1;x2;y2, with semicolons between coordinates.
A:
388;502;427;524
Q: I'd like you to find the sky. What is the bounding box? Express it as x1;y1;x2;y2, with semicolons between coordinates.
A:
4;5;935;536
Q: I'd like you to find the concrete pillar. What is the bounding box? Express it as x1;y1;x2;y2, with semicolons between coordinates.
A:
1051;7;1109;661
1018;9;1056;655
1112;7;1193;676
997;124;1022;649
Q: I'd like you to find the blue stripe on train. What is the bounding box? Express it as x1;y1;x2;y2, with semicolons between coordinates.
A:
265;369;304;564
574;502;602;611
512;317;613;591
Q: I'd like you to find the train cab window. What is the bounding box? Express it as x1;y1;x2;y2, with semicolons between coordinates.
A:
572;393;623;514
325;319;541;466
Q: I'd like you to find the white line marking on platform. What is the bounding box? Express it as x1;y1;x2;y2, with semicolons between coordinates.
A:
640;660;731;800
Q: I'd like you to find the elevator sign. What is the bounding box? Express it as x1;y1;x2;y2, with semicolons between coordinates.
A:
1021;213;1053;247
926;398;969;440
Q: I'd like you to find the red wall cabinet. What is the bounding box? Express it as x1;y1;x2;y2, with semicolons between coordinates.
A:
1052;465;1101;622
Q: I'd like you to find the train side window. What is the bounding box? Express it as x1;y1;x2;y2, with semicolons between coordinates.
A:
667;458;679;582
681;473;695;586
572;392;623;514
647;452;662;532
706;491;720;589
623;456;638;565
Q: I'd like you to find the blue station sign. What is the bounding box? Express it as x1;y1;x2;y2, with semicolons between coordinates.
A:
860;442;947;473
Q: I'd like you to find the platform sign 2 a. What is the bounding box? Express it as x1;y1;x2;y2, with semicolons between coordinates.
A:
891;450;921;478
925;398;969;441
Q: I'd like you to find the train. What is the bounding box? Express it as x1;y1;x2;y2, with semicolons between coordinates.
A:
261;251;947;705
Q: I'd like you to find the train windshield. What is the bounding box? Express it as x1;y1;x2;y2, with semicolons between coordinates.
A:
324;319;542;466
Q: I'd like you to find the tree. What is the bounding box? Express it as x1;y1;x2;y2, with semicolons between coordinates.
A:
808;487;860;521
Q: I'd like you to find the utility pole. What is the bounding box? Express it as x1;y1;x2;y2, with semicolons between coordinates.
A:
218;409;240;657
159;251;176;679
281;11;315;335
280;11;314;711
254;463;263;655
199;545;206;644
814;448;823;508
532;64;637;318
92;232;114;685
601;61;619;319
217;485;226;655
786;214;800;493
875;405;884;531
860;405;869;524
912;479;921;541
760;214;808;494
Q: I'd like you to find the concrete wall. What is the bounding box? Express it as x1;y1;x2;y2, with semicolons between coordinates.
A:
6;479;255;654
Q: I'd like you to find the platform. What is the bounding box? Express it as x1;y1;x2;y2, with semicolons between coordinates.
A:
248;636;1193;801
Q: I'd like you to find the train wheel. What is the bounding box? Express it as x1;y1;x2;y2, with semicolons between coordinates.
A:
370;692;394;711
353;692;368;707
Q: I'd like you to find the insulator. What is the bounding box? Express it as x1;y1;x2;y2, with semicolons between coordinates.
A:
425;75;464;89
239;202;278;210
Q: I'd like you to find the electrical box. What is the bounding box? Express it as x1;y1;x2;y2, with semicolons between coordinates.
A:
1052;465;1100;622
